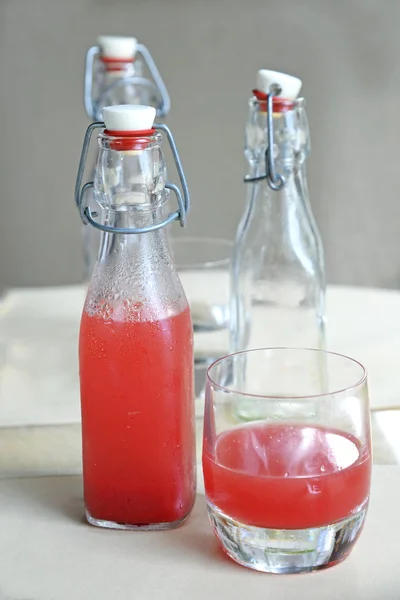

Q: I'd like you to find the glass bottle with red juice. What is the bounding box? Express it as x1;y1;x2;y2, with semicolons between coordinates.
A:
75;104;196;530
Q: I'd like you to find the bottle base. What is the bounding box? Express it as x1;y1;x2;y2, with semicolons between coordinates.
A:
207;501;368;574
85;508;190;531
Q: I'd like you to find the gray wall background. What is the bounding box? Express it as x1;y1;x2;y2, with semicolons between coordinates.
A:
1;0;399;288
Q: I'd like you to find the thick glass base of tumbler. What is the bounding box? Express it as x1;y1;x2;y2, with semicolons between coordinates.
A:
207;501;368;574
85;508;190;531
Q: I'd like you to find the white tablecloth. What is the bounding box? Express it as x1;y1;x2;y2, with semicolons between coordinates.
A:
0;466;398;600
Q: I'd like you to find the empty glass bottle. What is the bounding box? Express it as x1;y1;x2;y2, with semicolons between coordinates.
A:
75;105;195;530
231;70;325;354
84;35;170;121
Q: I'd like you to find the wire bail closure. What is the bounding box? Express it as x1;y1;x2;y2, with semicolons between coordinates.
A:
75;123;190;235
244;84;286;191
84;44;171;120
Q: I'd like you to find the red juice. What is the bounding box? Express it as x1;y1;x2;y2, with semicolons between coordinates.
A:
203;423;371;529
79;305;196;526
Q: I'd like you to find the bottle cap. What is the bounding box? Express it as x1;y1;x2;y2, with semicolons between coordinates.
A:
98;35;138;59
103;105;156;131
256;69;302;99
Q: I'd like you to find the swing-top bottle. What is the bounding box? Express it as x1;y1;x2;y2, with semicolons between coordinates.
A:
75;104;195;529
231;70;325;355
84;35;170;121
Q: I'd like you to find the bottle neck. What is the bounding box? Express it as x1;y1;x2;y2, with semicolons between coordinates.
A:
238;100;322;258
93;131;169;262
243;96;313;220
246;96;309;175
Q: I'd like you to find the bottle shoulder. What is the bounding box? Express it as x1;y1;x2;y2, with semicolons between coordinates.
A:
235;213;323;274
84;251;189;322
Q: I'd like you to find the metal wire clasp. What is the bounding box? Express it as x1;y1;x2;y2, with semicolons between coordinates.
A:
84;43;171;121
244;84;286;191
74;123;190;235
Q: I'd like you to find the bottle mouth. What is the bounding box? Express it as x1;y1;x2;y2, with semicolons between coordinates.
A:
100;56;136;72
99;129;161;151
251;89;304;112
100;56;136;63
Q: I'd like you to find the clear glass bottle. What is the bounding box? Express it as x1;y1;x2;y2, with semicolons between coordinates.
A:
231;70;325;354
85;35;170;121
82;36;171;279
75;105;195;530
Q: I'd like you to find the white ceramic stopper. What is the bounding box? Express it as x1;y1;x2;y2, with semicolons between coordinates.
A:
98;35;138;59
102;105;156;131
256;69;302;99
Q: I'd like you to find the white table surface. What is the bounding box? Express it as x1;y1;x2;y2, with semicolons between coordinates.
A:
0;286;399;597
1;283;400;423
0;466;398;600
1;283;400;477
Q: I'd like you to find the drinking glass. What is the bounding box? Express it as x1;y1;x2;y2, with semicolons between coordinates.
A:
171;237;232;456
203;348;372;574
